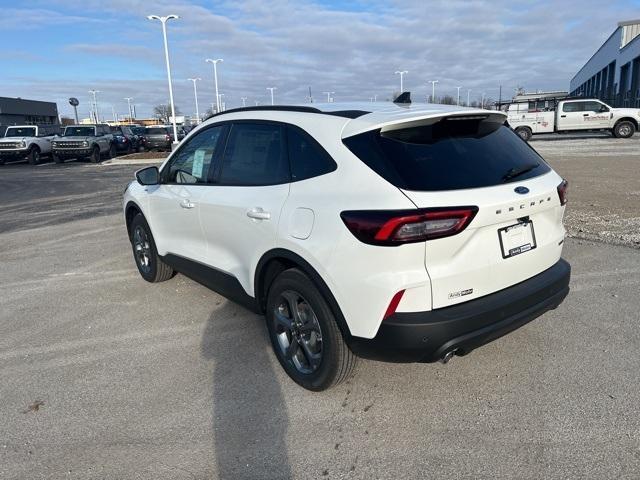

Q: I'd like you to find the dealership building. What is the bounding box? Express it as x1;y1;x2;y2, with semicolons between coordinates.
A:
570;19;640;108
0;96;59;135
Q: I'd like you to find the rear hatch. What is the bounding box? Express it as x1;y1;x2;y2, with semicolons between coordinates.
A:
343;112;567;309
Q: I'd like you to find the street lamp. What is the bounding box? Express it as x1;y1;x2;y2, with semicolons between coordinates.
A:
456;86;461;106
322;91;334;103
187;78;201;124
267;87;276;105
219;93;225;111
240;97;247;107
89;90;100;122
147;14;180;145
467;89;471;107
481;92;486;109
124;97;133;123
205;58;223;112
395;70;408;93
428;80;439;103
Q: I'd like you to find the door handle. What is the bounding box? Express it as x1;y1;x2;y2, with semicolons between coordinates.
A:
583;113;589;117
180;199;195;209
560;115;566;118
247;208;271;220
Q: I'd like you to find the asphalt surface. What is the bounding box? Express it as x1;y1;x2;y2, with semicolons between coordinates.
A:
1;157;639;479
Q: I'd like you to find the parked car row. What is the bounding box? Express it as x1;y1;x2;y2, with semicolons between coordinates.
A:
0;123;187;165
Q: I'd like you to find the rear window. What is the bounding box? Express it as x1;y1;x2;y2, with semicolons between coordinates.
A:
343;118;550;191
147;128;168;134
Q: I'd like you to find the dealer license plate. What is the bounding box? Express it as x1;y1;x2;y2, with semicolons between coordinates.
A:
498;221;537;259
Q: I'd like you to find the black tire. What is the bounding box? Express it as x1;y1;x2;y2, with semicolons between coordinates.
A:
90;146;101;163
266;268;357;391
515;126;532;142
107;143;117;159
613;120;635;139
52;153;63;164
0;158;5;166
27;146;41;165
129;213;174;282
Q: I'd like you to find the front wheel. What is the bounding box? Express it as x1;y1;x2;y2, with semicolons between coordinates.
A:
266;268;357;391
613;120;635;138
27;146;41;165
90;146;101;163
129;213;174;282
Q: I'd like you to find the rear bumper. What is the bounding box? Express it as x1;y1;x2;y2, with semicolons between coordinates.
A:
349;258;571;363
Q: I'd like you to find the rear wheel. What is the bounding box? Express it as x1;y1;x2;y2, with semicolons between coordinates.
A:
515;126;532;142
129;213;174;282
266;268;357;391
613;120;635;138
90;146;101;163
107;143;117;159
27;146;41;165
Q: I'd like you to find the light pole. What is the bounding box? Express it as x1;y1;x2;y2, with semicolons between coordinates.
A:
267;87;276;105
188;78;201;123
395;70;408;93
428;80;439;103
147;14;180;146
89;90;100;122
205;58;223;112
456;86;462;106
374;94;377;102
481;92;486;109
124;97;133;123
241;97;247;107
322;91;334;103
219;93;225;111
467;89;471;107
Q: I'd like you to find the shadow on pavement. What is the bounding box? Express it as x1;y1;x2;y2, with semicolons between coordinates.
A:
201;300;292;480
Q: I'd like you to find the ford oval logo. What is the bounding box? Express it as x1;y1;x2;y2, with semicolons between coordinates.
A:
514;186;529;195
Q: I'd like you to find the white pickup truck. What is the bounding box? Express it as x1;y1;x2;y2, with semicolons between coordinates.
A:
0;125;61;165
507;98;640;141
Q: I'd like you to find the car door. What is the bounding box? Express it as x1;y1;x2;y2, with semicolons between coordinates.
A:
146;124;226;263
198;121;290;296
558;101;586;130
582;100;611;128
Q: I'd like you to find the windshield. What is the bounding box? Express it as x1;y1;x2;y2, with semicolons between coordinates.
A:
110;128;123;135
131;127;145;135
146;128;168;134
343;119;550;191
64;126;96;136
5;127;36;137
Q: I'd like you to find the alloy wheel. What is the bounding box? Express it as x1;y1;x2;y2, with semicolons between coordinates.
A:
273;290;323;374
133;226;152;274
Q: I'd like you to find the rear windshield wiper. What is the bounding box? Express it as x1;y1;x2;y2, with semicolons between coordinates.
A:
502;163;539;182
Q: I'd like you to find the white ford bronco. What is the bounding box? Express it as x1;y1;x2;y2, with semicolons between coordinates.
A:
0;125;61;165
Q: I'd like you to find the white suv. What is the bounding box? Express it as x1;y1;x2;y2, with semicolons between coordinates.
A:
123;98;571;391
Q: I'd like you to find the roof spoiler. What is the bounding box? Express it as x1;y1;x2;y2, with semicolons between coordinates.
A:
393;92;411;104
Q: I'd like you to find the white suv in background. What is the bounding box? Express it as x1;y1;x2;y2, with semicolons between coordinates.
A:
123;98;571;391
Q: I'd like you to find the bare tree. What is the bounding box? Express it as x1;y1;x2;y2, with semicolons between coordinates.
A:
439;95;456;105
153;102;181;123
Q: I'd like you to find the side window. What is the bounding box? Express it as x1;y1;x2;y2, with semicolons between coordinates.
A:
219;123;289;186
562;102;584;113
584;101;606;112
164;125;225;184
287;125;337;181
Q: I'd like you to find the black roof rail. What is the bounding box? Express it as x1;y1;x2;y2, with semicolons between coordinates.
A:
204;105;322;120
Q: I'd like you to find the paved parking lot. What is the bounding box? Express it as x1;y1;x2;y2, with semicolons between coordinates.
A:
1;143;639;479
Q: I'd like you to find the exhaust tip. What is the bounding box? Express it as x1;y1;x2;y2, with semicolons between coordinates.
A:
439;349;457;364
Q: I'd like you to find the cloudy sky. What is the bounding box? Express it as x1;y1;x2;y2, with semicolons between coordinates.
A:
2;0;639;119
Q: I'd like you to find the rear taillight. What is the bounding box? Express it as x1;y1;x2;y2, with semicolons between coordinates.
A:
557;179;568;206
340;207;478;246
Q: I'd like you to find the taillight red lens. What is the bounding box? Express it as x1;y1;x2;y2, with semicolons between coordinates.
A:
557;179;568;206
341;207;478;246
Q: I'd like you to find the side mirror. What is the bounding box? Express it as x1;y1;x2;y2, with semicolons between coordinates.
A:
136;166;160;186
